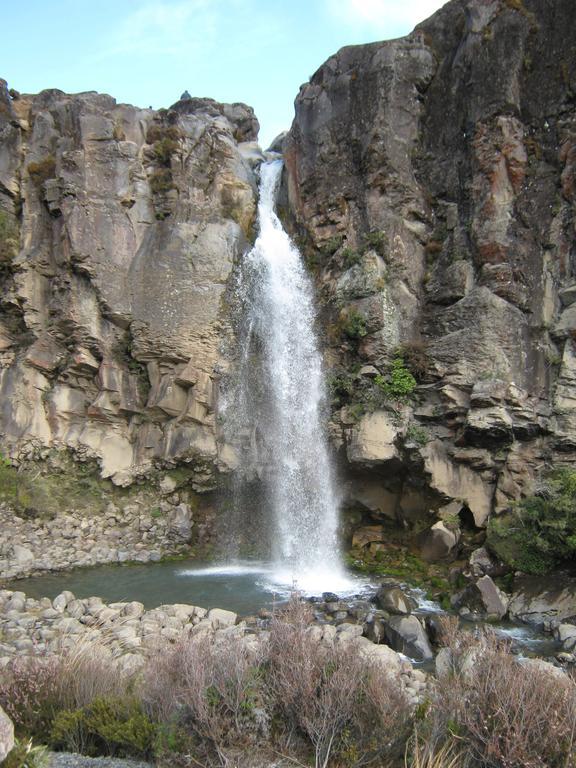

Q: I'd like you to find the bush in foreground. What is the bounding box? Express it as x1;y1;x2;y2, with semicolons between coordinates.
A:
417;618;576;768
3;608;576;767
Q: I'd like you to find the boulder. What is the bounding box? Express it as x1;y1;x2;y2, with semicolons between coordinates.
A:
475;575;509;619
422;441;493;528
418;521;460;562
167;503;193;542
374;586;415;615
469;546;504;578
208;608;237;630
0;705;14;763
384;615;433;661
509;574;576;627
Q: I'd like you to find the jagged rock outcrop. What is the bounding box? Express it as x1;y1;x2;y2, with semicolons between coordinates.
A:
284;0;576;547
0;83;259;487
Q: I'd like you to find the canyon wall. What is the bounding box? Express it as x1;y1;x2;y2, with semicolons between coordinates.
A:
283;0;576;549
1;0;575;568
0;84;260;490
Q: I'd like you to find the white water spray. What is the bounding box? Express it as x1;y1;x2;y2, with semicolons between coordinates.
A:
233;159;352;593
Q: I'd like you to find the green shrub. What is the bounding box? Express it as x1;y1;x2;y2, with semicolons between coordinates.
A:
375;356;417;402
341;246;362;268
328;371;356;405
487;467;576;574
320;235;343;256
27;156;56;186
341;309;368;340
396;341;430;382
406;423;429;446
153;137;179;167
362;230;387;256
146;124;181;145
2;739;48;768
50;697;157;759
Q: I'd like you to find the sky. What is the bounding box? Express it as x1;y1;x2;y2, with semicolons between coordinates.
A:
1;0;447;149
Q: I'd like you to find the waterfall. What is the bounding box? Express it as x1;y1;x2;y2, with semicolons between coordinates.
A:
229;159;351;593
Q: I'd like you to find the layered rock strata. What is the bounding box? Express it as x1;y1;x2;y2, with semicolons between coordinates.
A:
0;82;259;488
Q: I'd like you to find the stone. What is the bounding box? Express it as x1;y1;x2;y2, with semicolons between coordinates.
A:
418;521;460;562
0;705;14;763
167;503;193;541
509;574;576;626
354;637;404;675
469;547;501;578
347;411;400;466
422;441;493;528
351;525;385;549
374;587;415;615
384;616;433;661
475;575;509;619
11;545;34;565
208;608;237;630
435;648;454;679
557;624;576;643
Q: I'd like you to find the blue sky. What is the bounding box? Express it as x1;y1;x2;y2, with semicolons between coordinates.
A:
2;0;446;148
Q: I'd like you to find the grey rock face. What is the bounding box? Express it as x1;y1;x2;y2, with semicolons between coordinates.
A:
285;0;576;539
0;82;258;488
384;615;433;661
509;574;576;627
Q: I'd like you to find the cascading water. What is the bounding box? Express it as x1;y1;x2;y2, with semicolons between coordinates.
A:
229;159;353;593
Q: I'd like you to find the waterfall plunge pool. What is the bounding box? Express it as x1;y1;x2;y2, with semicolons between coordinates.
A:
6;559;371;615
5;560;560;662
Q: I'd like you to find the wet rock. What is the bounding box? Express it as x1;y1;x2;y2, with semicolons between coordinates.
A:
374;586;415;615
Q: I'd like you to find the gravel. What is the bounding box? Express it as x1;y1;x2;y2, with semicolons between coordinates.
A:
46;753;152;768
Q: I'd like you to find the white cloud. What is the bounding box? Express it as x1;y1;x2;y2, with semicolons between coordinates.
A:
326;0;446;33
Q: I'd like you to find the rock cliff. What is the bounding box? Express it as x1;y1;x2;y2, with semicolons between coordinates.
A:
284;0;576;550
1;0;576;569
0;84;259;489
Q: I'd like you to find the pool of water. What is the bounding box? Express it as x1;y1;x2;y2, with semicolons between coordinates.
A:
6;560;370;615
6;561;561;660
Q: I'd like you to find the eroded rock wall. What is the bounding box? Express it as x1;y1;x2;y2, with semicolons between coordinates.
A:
284;0;576;546
0;83;260;489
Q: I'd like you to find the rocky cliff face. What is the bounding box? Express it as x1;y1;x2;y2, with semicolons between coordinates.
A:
1;0;575;569
0;83;260;489
284;0;576;549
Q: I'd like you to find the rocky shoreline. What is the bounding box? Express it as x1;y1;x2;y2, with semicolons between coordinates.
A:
0;501;194;581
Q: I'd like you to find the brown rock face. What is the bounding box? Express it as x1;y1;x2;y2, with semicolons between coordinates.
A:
0;82;259;487
285;0;576;532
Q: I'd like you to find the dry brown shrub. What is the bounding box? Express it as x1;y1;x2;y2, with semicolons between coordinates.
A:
143;634;265;765
266;600;412;768
427;623;576;768
0;634;131;739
